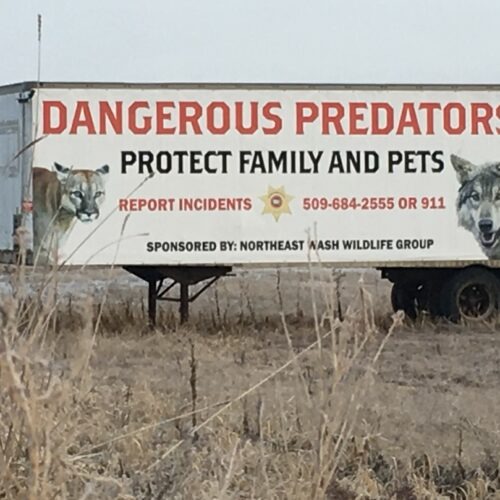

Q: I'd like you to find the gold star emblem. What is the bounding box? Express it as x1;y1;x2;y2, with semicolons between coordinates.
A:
259;186;294;221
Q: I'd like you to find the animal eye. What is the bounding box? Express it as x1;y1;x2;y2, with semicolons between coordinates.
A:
470;191;480;201
95;191;104;198
70;191;83;199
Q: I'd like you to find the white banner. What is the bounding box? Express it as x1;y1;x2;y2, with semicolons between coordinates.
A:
31;87;500;265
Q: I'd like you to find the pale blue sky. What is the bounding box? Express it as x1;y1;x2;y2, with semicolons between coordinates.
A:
1;0;499;86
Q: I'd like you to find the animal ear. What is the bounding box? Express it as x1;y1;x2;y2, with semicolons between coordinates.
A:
95;164;110;176
54;162;70;182
451;154;476;183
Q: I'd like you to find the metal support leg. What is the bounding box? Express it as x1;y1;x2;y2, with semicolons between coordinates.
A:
124;266;232;327
180;282;189;324
148;279;157;329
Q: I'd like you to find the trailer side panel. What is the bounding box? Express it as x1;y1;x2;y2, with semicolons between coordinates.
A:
0;92;24;252
24;84;500;267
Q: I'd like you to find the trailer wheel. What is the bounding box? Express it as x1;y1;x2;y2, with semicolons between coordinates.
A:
440;268;500;322
426;282;444;317
391;282;417;320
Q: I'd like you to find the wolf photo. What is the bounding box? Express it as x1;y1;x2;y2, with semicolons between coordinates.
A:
452;154;500;260
32;162;109;264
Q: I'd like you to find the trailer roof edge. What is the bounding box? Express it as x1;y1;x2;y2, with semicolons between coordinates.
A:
3;81;500;93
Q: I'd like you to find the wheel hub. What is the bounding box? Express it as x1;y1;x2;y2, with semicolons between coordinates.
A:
457;283;492;319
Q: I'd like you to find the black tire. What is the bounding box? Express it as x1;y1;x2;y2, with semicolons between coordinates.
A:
391;282;417;320
440;268;500;322
426;282;444;318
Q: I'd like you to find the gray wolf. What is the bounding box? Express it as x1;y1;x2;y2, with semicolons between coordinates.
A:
452;154;500;259
33;162;109;263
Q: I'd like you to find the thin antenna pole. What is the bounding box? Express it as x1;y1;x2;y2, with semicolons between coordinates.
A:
37;14;42;83
34;13;42;130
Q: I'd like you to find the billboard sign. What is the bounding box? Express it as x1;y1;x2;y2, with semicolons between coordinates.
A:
31;87;500;265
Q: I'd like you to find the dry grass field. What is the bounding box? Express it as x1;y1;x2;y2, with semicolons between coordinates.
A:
1;263;500;499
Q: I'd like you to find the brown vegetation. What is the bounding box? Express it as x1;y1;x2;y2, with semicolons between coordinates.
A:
1;263;500;499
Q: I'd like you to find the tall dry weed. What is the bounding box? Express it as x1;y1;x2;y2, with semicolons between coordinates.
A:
1;255;500;498
0;255;133;498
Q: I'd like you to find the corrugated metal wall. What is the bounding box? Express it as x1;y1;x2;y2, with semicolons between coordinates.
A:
0;93;22;251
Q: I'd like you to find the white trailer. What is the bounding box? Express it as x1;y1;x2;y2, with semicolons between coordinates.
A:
1;81;500;322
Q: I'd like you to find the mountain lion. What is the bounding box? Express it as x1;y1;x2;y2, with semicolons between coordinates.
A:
33;162;109;263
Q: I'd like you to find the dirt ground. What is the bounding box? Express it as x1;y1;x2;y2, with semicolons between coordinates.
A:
2;265;500;498
45;265;500;463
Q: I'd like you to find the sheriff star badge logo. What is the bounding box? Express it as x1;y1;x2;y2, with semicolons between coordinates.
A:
259;186;294;221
